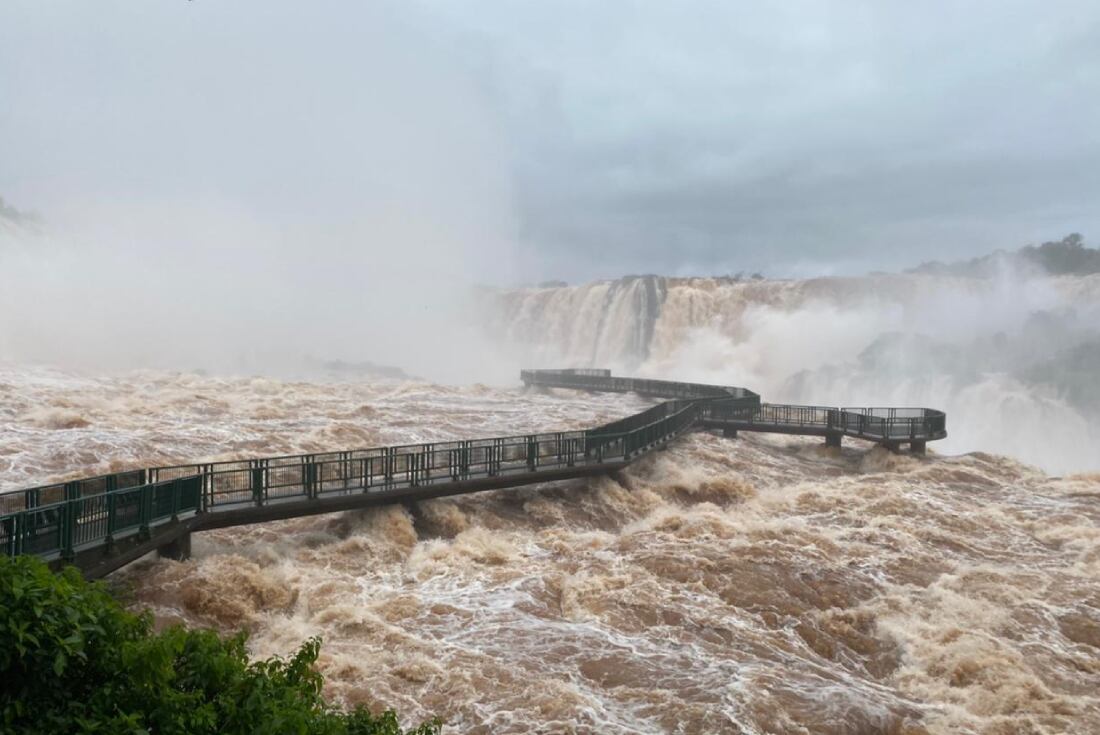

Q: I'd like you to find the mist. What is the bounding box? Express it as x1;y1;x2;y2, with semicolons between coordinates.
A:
0;1;517;382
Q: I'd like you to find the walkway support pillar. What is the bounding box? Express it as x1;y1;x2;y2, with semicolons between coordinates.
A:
722;428;738;439
910;440;927;455
825;433;842;449
157;532;191;562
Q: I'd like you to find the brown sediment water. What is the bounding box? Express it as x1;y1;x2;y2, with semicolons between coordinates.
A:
2;365;1099;734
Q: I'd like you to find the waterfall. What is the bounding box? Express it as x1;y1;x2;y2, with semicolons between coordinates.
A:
486;272;1100;473
487;275;666;369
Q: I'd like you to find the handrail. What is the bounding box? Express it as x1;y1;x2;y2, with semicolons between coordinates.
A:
0;369;945;566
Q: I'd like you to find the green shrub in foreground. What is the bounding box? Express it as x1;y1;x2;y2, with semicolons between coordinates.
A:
0;555;441;735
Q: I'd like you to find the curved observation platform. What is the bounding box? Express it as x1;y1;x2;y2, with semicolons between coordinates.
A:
1;369;945;578
521;369;947;448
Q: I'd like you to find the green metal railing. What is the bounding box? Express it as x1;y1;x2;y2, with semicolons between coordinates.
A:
3;476;202;559
0;368;944;566
701;402;948;441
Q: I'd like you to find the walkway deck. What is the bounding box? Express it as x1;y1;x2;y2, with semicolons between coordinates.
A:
1;369;945;578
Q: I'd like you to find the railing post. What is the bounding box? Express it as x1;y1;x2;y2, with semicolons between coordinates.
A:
171;478;181;520
60;482;80;559
68;497;81;553
303;456;317;500
105;491;116;549
3;514;16;554
10;514;24;554
201;464;212;511
488;439;500;476
251;461;265;506
22;489;38;539
21;511;30;556
140;485;152;539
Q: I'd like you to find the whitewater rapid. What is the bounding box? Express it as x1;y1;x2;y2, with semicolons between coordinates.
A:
2;365;1098;734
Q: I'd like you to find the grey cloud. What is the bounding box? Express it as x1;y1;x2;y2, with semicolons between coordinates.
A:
2;0;1098;287
423;0;1100;279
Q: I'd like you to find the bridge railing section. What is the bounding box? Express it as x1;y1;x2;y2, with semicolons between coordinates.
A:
522;368;612;378
720;403;947;440
0;469;149;516
699;398;765;423
521;368;761;403
749;404;836;427
2;476;202;560
148;431;596;509
585;399;698;459
1;413;694;562
835;407;947;440
522;368;763;460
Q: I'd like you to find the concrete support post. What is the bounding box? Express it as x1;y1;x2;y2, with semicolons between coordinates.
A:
882;441;901;453
910;440;927;455
157;532;191;562
825;433;842;448
722;428;738;439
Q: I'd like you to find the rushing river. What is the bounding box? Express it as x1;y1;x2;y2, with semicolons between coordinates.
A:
2;365;1098;734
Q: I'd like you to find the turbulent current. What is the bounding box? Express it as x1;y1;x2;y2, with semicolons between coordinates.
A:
1;365;1099;734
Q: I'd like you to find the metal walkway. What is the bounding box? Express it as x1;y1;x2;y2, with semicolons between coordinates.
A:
0;369;945;578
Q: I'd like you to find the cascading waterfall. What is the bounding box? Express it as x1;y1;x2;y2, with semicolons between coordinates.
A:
488;275;666;370
487;272;1100;473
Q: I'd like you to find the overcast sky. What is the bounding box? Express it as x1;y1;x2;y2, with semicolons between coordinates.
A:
2;0;1098;283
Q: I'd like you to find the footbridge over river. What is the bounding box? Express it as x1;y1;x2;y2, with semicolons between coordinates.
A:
1;369;945;578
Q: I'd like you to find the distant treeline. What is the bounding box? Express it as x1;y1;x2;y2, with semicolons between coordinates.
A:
910;233;1100;277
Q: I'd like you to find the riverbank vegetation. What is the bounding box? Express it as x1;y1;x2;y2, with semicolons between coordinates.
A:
0;555;440;735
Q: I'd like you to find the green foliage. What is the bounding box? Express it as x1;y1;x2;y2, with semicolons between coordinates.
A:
0;555;440;735
910;233;1100;277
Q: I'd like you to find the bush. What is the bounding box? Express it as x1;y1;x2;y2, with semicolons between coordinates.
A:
0;555;441;735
